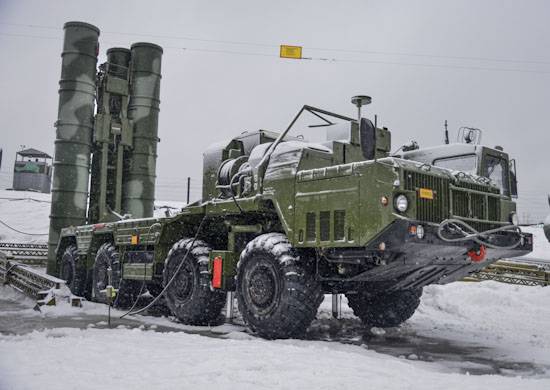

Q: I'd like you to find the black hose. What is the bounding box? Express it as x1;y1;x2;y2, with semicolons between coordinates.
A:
118;222;162;317
229;174;244;213
120;216;207;318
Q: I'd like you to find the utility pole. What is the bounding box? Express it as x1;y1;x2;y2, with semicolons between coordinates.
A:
186;177;191;204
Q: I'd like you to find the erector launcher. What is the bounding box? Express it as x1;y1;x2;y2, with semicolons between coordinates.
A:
47;21;163;274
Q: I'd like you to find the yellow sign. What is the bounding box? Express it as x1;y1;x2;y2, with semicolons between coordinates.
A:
419;188;434;200
280;45;302;59
131;235;139;245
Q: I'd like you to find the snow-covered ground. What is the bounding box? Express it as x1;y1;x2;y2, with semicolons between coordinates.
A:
1;282;550;390
520;225;550;262
1;190;550;389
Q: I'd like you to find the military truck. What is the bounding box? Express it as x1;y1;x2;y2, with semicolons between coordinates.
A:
48;22;532;339
53;100;531;338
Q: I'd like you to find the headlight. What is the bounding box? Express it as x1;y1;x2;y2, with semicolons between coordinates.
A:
510;212;519;226
416;225;425;239
395;194;408;212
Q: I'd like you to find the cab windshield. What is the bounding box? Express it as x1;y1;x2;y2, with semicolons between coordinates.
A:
483;155;509;196
433;154;477;174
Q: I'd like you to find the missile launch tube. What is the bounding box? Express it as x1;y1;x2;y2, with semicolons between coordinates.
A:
47;21;99;275
122;42;163;218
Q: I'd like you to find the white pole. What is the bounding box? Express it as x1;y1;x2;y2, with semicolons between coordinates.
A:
226;291;234;322
332;294;341;319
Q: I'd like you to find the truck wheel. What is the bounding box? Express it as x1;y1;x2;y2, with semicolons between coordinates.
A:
163;238;226;325
60;245;86;296
346;288;422;328
236;233;323;339
91;243;141;308
92;243;121;304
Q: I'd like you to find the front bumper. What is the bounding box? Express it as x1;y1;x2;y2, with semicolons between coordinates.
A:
356;219;533;289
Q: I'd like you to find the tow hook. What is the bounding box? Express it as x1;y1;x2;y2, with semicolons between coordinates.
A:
467;245;486;262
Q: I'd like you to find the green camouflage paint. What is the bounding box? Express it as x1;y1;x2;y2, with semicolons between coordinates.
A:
122;42;163;219
47;21;99;275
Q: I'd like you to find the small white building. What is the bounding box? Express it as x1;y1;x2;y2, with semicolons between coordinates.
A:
12;148;52;193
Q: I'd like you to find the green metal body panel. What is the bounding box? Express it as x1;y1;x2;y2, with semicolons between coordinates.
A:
123;263;154;281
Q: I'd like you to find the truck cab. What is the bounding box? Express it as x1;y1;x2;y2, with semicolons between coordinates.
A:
399;143;517;200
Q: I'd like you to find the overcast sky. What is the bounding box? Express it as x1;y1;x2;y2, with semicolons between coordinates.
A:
0;0;549;221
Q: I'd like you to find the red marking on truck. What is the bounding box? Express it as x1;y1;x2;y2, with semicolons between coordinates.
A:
212;256;223;288
468;245;486;262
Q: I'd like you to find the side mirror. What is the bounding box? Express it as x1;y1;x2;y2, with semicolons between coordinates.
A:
509;159;518;198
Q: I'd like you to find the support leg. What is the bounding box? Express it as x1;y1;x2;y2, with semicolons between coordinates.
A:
332;293;341;319
225;291;234;322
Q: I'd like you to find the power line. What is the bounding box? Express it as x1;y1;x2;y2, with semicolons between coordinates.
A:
1;29;550;75
2;21;550;66
0;218;48;236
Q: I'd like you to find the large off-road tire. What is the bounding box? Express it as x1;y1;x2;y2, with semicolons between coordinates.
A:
236;233;323;339
163;238;226;325
59;245;86;296
92;242;140;308
346;288;423;328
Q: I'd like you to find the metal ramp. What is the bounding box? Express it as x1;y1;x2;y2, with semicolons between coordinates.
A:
0;242;48;265
465;259;550;286
0;250;69;306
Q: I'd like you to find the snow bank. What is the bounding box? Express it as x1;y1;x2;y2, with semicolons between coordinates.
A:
518;225;550;262
410;282;550;364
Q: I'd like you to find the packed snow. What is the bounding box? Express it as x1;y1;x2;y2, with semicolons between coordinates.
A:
1;281;550;390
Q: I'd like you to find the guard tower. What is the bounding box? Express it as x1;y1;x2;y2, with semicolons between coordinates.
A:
12;148;52;193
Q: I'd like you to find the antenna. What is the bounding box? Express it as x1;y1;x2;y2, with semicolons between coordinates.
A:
444;120;449;144
351;95;372;123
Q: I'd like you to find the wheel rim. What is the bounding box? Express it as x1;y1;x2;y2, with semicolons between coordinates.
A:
249;265;276;308
169;258;196;304
96;262;107;290
93;250;120;296
243;259;280;315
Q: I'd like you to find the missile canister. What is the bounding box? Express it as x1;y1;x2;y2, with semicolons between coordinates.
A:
47;21;99;275
122;42;163;218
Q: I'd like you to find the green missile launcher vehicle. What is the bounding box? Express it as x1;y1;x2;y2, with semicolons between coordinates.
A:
48;22;532;339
